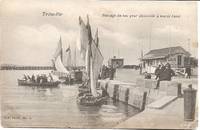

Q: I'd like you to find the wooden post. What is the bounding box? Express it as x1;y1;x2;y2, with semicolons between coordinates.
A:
178;83;182;97
113;84;119;101
141;91;147;111
125;88;129;104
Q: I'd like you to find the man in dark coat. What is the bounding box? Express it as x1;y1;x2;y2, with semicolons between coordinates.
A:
155;63;175;89
109;66;116;80
185;66;191;79
155;64;161;80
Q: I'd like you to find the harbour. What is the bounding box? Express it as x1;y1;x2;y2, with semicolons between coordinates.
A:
0;1;198;129
1;70;140;128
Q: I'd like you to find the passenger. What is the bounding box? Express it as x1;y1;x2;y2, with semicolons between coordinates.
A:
23;74;28;81
27;75;31;82
155;63;175;89
48;73;53;82
31;74;36;82
43;74;48;83
39;75;43;83
36;75;40;83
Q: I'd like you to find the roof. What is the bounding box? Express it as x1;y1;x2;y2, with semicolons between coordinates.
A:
142;46;191;60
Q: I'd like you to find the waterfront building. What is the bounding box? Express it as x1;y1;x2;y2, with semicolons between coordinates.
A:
108;56;124;68
141;46;195;73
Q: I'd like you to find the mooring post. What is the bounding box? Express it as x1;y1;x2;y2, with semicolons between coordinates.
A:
113;84;119;101
177;83;182;97
141;91;147;111
125;88;129;104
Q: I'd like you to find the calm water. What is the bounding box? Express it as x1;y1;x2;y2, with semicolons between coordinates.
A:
1;70;140;128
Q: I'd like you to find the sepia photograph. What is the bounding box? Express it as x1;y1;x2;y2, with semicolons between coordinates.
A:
0;0;198;129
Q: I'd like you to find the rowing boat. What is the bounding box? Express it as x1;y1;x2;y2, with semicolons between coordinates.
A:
17;79;60;87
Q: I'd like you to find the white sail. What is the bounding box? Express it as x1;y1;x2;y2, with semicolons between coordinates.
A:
78;16;90;75
78;16;104;97
77;16;89;61
55;55;70;74
53;37;70;75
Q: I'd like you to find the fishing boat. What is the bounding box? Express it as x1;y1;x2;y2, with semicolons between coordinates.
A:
17;79;60;87
76;16;107;106
52;37;75;84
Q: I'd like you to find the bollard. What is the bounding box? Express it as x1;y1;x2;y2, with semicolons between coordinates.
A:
177;83;182;97
183;84;197;121
113;84;119;101
125;88;129;104
141;92;147;111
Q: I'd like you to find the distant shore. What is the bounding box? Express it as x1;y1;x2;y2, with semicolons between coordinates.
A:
0;65;84;70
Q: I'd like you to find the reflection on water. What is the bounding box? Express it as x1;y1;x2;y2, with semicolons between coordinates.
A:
1;70;140;128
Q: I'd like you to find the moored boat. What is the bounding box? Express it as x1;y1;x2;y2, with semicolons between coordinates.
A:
77;92;107;106
76;16;106;106
17;79;60;87
52;37;83;85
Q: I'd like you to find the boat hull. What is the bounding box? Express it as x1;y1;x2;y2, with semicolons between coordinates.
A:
77;92;107;106
17;79;60;87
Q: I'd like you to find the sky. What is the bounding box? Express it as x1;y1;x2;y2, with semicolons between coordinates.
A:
0;0;198;66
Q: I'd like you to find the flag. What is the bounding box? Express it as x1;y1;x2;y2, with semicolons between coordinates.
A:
66;45;70;52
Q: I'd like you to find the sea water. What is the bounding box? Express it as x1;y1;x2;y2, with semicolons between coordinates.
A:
0;70;140;128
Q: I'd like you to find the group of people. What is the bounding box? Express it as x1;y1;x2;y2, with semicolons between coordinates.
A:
154;63;175;89
100;65;116;80
22;73;54;83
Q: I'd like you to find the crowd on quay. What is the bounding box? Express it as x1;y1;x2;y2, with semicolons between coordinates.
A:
144;62;192;89
100;65;116;80
22;73;54;83
153;63;175;89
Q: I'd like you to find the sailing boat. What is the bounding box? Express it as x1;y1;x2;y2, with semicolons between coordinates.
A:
52;37;72;83
76;16;106;106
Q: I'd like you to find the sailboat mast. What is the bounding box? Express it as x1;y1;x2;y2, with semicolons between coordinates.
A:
60;37;63;63
74;46;77;67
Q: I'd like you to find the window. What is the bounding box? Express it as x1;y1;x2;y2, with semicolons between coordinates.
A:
178;55;182;66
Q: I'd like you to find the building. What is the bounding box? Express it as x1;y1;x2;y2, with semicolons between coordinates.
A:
108;56;124;68
141;46;192;73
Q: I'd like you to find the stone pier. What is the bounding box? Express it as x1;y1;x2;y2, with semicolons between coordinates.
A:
98;78;182;111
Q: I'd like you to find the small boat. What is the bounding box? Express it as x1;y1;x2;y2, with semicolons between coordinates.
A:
17;79;60;87
76;16;106;106
52;37;83;85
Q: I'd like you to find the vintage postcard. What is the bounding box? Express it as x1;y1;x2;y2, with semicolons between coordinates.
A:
0;0;198;129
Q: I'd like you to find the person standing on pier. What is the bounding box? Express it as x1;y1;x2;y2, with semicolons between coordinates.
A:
154;64;161;80
155;63;175;89
185;66;191;79
109;66;116;80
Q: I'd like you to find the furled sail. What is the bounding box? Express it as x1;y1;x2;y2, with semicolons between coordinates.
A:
53;37;70;75
90;40;103;97
94;28;99;47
